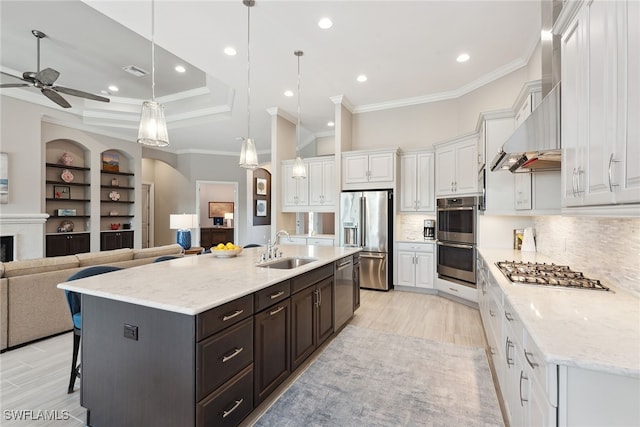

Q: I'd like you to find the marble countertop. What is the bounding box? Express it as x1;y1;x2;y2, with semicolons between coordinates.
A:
478;248;640;378
58;245;360;316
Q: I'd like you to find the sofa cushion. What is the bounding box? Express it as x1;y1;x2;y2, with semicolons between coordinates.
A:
76;248;133;267
0;262;5;278
133;244;184;260
2;255;80;278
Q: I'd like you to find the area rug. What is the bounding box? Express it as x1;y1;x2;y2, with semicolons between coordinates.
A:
254;325;504;427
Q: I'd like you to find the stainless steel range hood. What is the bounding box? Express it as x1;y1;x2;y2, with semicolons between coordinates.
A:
489;83;561;173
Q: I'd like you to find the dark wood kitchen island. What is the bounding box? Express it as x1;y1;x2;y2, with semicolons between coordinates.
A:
58;245;360;427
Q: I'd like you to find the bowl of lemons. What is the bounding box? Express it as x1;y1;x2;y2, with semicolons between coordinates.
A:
211;242;243;258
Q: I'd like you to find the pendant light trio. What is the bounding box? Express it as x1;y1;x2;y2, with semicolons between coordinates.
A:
137;0;307;179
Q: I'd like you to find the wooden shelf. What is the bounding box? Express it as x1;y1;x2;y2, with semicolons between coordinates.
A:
48;215;91;219
101;185;134;190
100;200;134;204
46;163;90;171
46;180;90;187
100;215;134;218
101;169;134;176
46;198;91;202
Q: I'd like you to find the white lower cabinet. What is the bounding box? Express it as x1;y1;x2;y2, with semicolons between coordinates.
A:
280;236;334;246
395;242;434;289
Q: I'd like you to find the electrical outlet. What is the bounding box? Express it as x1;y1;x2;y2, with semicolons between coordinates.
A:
124;324;138;341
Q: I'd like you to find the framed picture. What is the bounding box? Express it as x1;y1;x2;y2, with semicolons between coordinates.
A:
102;152;120;172
256;199;267;217
0;152;7;204
209;201;234;218
53;185;71;200
256;177;267;195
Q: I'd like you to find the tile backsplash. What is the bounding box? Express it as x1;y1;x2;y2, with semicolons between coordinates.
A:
396;214;436;241
534;216;640;296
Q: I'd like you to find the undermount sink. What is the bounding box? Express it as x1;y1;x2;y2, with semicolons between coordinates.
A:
257;257;318;269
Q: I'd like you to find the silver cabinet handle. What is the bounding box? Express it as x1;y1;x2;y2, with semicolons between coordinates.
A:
524;350;539;368
270;290;285;300
222;398;244;418
505;311;514;322
519;370;529;406
608;153;620;192
506;337;514;367
489;347;496;355
221;347;244;363
448;287;459;293
269;306;284;316
222;309;244;322
572;167;577;197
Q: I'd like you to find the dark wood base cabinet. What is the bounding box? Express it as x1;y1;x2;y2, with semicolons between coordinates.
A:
100;231;133;251
46;233;90;257
80;264;339;427
200;227;234;249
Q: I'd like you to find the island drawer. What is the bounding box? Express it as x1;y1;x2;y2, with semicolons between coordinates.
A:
254;279;291;312
291;264;333;295
197;364;254;427
197;317;254;400
197;294;254;341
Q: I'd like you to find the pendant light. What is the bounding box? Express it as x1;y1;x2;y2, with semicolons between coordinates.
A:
291;50;307;179
239;0;259;169
137;0;169;147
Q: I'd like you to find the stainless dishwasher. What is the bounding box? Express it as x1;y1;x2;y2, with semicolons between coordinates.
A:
334;256;354;331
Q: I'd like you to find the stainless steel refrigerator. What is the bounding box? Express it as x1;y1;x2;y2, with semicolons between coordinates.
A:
340;190;393;291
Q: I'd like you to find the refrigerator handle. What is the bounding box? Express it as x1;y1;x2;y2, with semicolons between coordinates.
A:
360;196;366;248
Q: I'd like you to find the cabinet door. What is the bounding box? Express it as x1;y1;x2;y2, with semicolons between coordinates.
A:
515;173;533;210
353;262;360;311
415;252;434;289
368;152;394;182
343;154;370;184
455;139;478;194
290;286;315;371
435;147;455;195
308;161;324;206
46;234;69;257
396;251;416;287
254;300;290;405
416;152;435;212
69;233;91;254
120;231;134;249
321;160;336;207
282;163;308;209
400;154;418;211
316;277;334;347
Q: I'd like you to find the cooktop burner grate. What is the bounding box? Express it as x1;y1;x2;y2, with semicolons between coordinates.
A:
495;261;610;291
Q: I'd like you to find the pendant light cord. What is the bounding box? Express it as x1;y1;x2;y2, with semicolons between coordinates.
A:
151;0;156;102
247;2;251;139
295;50;303;157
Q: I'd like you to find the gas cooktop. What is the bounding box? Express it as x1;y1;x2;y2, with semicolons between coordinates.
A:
495;261;610;291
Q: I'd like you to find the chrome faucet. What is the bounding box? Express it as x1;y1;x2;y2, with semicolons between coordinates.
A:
273;230;292;245
259;230;291;263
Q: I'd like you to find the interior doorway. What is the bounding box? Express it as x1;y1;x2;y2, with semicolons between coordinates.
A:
141;182;154;248
195;181;239;247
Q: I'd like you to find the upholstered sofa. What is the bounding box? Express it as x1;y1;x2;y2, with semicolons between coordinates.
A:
0;244;184;351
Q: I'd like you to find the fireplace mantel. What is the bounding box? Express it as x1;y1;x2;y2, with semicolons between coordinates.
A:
0;213;48;261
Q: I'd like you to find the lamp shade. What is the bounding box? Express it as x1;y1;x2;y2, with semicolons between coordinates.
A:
292;156;307;179
137;101;169;147
170;214;197;230
224;213;234;220
239;137;258;169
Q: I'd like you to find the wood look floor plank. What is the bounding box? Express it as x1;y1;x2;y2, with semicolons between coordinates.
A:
1;288;486;426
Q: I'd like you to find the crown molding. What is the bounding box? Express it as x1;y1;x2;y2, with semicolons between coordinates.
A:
329;95;354;113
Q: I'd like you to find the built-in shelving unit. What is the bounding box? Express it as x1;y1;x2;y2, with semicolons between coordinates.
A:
99;150;135;249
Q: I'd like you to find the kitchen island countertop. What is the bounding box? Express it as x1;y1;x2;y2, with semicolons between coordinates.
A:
478;247;640;378
57;245;360;316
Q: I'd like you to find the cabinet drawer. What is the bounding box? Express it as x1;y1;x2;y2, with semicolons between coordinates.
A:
396;242;434;253
197;294;254;341
197;364;254;427
197;317;254;400
523;331;557;406
280;237;307;245
254;280;290;312
307;238;334;246
291;264;333;294
503;298;523;347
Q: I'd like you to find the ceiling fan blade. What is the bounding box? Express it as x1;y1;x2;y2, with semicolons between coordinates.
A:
0;83;30;88
1;70;29;82
36;68;60;85
41;88;71;108
53;86;110;103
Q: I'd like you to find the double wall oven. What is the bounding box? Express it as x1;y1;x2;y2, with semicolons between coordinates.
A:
436;196;477;287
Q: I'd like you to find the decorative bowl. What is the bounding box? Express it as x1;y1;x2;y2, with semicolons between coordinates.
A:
211;247;243;258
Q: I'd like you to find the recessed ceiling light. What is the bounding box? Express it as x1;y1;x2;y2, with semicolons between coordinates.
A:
356;74;368;83
456;53;470;63
327;121;335;127
175;65;186;73
318;17;333;29
284;90;294;97
107;85;119;92
224;46;237;56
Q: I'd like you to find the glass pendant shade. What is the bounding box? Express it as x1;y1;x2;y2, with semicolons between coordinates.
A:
137;101;169;147
239;137;258;169
292;156;307;179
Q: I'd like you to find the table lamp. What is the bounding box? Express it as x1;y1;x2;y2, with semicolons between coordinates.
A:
170;214;197;250
224;212;234;228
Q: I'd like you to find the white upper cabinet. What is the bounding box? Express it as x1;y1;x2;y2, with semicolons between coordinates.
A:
342;149;397;190
435;134;478;196
400;151;435;212
308;158;336;211
282;160;309;212
560;0;640;212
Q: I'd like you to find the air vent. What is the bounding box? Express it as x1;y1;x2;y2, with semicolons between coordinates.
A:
122;65;149;77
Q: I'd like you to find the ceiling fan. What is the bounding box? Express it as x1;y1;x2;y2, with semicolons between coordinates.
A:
0;30;110;109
